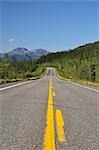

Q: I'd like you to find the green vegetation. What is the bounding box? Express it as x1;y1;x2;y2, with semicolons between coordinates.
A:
37;41;99;86
0;42;99;87
0;60;45;84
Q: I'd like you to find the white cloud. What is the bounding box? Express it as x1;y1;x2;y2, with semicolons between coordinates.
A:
8;38;15;42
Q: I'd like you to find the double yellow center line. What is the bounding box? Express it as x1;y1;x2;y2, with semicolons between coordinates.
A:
43;79;66;150
43;79;55;150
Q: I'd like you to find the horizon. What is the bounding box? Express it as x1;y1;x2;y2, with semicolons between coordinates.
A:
0;40;99;54
0;0;98;52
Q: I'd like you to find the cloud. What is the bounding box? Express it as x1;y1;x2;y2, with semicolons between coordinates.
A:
8;38;15;42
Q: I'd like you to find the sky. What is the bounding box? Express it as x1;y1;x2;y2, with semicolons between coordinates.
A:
0;0;98;52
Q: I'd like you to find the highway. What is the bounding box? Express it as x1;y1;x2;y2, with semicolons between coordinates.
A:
0;68;99;150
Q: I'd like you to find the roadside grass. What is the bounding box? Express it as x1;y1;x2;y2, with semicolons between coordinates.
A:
0;67;46;85
56;68;99;89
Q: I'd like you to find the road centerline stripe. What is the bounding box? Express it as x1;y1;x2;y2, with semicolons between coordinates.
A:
55;109;66;142
43;79;55;150
53;91;56;96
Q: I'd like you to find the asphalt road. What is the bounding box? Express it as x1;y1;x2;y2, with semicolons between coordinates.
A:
0;68;99;150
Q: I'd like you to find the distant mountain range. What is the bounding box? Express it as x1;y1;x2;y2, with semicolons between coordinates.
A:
0;48;50;61
0;53;4;58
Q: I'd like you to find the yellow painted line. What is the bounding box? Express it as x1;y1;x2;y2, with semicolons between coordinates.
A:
53;91;56;96
43;80;56;150
55;109;66;142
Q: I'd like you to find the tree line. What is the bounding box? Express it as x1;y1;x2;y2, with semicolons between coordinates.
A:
37;41;99;83
0;41;99;84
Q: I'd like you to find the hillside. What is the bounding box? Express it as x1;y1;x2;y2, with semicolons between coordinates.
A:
0;42;99;85
37;41;99;83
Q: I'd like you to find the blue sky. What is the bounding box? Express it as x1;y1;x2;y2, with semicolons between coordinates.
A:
0;0;98;52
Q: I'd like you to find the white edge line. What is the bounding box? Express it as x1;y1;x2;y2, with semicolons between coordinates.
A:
55;69;99;93
0;80;33;91
0;70;48;91
68;81;99;93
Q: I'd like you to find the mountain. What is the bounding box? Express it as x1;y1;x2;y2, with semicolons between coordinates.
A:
0;48;49;62
8;47;29;55
0;53;4;59
31;49;49;57
8;48;32;61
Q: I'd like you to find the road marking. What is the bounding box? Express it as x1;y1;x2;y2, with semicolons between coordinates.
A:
52;86;54;89
68;81;99;93
55;71;99;93
0;80;33;91
0;70;49;91
55;109;66;142
43;80;55;150
53;91;56;96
